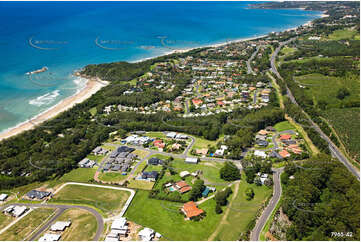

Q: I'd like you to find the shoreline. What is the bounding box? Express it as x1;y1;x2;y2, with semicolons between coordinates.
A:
0;77;108;141
0;11;325;141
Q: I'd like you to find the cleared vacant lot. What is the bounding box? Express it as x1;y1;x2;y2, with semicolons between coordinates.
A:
0;208;55;241
50;184;130;216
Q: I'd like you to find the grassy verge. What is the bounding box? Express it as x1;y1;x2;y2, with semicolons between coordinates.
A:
259;197;282;241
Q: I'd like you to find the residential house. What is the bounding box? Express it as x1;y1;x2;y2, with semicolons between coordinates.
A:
50;221;71;232
78;158;95;168
110;217;128;237
139;227;155;241
180;171;190;178
181;201;204;220
254;150;267;158
175;181;192;194
256;140;269;147
38;234;61;242
279;150;291;159
280;134;292;141
148;157;163;166
166;132;177;139
0;193;8;202
153;140;165;149
26;190;51;200
185;157;199;164
142;171;159;182
195;148;208;157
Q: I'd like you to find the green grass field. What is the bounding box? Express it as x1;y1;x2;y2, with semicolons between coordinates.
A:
133;149;150;159
89;107;97;116
0;208;55;241
47;168;97;188
146;131;167;139
127;179;155;190
98;172;128;182
50;184;130;216
328;28;359;40
294;73;359;108
125;190;223;240
323;107;360;162
214;179;273;240
274;121;296;132
44;208;98;241
144;164;163;172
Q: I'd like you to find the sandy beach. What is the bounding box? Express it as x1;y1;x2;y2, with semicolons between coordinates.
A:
0;77;108;141
0;9;326;142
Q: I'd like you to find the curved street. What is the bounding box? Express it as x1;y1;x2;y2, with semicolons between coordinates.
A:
251;168;283;241
247;45;261;75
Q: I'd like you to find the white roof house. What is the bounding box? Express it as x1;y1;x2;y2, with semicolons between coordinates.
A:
139;227;155;241
38;234;61;242
111;217;127;231
185;157;198;164
166;132;177;139
180;171;190;178
254;150;267;158
105;235;119;242
3;205;14;213
214;149;224;157
12;206;28;217
0;193;8;201
50;221;71;231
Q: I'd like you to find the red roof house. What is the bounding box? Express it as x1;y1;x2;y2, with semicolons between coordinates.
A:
181;201;204;219
279;149;291;158
280;134;292;141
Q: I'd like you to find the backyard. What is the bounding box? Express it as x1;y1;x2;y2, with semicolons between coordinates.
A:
125;190;223;240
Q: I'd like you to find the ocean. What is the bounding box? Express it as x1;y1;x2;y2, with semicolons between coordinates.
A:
0;1;322;133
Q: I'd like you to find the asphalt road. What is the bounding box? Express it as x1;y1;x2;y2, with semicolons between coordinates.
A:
251;168;283;241
0;203;104;241
270;38;360;181
247;45;261;75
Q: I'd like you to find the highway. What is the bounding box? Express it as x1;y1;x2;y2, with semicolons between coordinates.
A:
270;38;360;181
251;168;283;241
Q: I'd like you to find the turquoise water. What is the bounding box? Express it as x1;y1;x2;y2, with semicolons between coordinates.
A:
0;1;322;133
